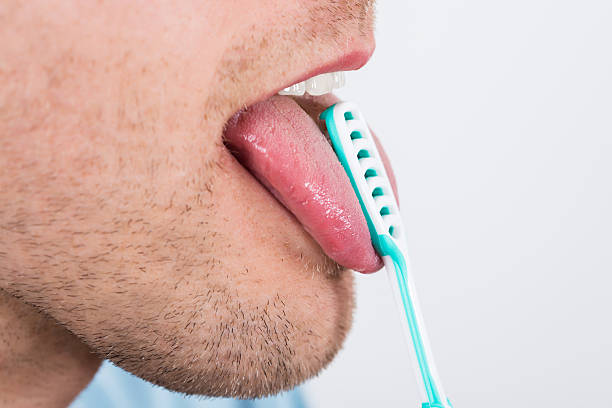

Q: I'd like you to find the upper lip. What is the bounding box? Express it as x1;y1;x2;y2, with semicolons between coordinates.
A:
276;45;376;95
238;37;376;112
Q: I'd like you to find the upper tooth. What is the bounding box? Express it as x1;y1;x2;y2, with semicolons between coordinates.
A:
278;71;346;96
331;71;346;89
278;81;306;96
305;73;335;96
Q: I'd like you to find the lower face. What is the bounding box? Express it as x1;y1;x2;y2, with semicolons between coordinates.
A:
0;0;378;398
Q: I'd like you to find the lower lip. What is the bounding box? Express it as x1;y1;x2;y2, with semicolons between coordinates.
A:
223;94;383;273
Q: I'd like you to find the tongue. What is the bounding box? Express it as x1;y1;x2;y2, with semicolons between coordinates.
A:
224;95;383;273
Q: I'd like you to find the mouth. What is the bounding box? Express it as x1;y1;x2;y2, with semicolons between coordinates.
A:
223;51;389;274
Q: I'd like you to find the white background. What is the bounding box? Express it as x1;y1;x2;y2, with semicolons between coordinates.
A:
303;1;612;407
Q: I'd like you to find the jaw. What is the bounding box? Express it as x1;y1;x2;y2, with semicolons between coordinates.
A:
0;0;377;399
112;145;360;397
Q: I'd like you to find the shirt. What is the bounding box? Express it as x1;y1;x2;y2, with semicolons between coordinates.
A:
70;360;308;408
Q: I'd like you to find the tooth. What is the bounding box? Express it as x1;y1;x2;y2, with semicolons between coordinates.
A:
332;71;346;89
278;81;306;96
305;73;335;96
278;71;346;96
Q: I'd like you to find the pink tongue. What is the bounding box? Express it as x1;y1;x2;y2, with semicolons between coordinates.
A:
224;95;382;273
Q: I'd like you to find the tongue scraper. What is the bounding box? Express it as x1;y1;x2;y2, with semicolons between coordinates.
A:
321;102;453;408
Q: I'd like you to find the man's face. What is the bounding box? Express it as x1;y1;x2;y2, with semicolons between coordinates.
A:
0;0;377;398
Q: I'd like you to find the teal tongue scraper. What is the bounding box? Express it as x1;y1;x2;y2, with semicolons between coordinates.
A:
321;102;453;408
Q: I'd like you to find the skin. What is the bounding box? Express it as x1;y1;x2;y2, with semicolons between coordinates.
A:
0;290;100;407
0;0;376;405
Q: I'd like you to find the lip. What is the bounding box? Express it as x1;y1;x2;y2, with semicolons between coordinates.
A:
275;45;376;95
232;37;376;114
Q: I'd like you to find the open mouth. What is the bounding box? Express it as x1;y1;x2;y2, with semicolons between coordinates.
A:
223;63;394;274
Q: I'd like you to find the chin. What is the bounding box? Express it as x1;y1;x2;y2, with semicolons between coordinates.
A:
112;246;356;399
197;264;355;399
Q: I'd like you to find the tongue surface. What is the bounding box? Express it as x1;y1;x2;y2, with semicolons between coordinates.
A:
224;95;383;273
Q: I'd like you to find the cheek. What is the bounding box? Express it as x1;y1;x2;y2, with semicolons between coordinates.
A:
1;125;355;395
192;148;356;375
2;0;362;396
